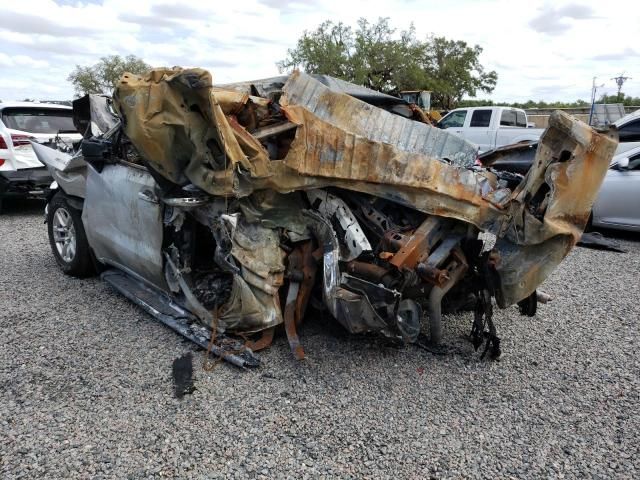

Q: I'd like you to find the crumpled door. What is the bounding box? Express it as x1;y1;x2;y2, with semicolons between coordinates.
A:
82;162;166;289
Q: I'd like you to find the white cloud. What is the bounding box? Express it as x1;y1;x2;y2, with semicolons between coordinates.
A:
529;4;597;35
0;0;638;102
0;53;49;68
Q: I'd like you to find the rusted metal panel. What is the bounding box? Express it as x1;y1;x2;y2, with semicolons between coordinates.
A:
279;104;505;230
281;71;477;166
492;112;617;306
114;69;508;233
388;217;441;269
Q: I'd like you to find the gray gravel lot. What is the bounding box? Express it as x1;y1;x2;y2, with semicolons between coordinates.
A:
1;200;639;479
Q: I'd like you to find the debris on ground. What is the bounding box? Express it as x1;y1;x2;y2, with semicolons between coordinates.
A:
172;353;196;399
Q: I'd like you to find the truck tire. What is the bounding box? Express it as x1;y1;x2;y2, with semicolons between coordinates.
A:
47;192;95;277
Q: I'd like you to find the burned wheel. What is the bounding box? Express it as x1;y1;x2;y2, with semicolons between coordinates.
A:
47;192;94;277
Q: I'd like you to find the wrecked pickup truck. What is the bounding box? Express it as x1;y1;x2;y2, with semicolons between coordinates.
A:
33;68;617;368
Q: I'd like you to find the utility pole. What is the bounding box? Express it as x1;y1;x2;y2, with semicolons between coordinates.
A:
588;77;604;126
611;73;631;101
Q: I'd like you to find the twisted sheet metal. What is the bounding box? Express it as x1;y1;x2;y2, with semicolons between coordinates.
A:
281;71;477;167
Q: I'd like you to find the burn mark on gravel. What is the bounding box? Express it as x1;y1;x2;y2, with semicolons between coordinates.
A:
172;353;196;399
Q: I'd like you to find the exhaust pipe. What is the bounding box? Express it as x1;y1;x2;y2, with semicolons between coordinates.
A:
426;261;467;344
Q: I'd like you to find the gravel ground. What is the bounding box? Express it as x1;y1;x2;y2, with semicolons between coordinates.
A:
1;200;639;479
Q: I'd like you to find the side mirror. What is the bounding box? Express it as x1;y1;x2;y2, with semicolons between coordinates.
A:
614;157;629;170
81;138;113;173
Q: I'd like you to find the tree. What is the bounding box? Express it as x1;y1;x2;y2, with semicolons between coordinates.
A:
349;18;424;93
67;55;151;97
278;18;498;109
597;93;640;107
277;20;353;79
422;37;497;110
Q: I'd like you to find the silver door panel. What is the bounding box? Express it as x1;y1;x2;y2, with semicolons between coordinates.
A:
83;163;166;289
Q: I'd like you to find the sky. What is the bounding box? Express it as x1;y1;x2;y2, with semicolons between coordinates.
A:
1;0;639;102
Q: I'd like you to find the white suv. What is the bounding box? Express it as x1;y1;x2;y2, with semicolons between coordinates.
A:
0;102;82;211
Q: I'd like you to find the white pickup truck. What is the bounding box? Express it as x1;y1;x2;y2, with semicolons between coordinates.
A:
437;106;544;153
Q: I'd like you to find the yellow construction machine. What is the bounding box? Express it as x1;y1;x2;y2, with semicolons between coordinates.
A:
399;90;442;125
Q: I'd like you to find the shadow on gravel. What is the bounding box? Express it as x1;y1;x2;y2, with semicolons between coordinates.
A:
578;232;627;253
0;198;46;216
286;309;481;364
590;227;640;242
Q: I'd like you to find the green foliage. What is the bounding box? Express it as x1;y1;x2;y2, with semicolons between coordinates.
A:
277;20;353;79
423;37;497;110
67;55;151;97
510;99;590;109
350;19;424;93
597;93;640;107
459;96;640;109
278;18;498;109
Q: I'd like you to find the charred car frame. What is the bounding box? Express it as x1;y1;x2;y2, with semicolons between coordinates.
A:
33;68;617;368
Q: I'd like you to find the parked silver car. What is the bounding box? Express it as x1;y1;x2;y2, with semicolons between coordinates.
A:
591;144;640;232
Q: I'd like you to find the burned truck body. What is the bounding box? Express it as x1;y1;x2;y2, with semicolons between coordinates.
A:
35;68;617;366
